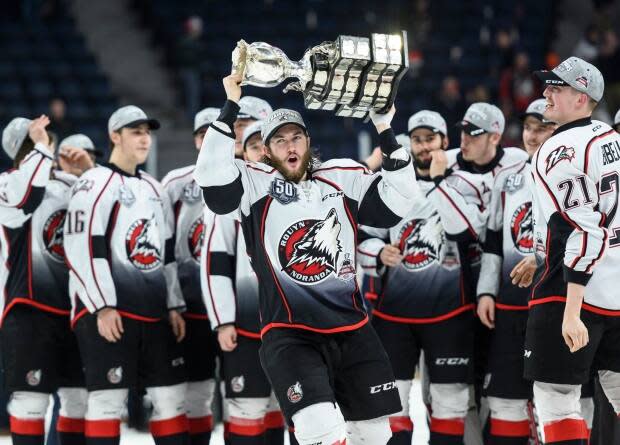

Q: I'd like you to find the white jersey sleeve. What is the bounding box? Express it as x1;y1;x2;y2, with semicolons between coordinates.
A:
0;144;53;227
357;226;390;277
200;208;237;330
64;168;118;313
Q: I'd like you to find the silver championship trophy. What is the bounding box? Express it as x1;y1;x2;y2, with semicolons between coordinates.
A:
232;32;409;118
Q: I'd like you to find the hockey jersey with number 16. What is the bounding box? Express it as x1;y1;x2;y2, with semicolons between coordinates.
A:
64;163;184;324
531;118;620;311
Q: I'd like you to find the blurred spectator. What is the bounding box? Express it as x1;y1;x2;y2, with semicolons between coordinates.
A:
176;16;207;119
597;29;620;115
432;76;466;146
490;29;518;77
48;97;75;143
466;84;491;104
499;52;540;113
410;0;432;45
574;24;600;62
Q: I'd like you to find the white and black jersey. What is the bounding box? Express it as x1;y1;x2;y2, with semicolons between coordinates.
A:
201;209;261;337
477;160;534;308
531;118;620;311
162;165;207;317
194;105;418;336
0;145;74;321
357;170;487;321
64;163;183;323
446;146;530;181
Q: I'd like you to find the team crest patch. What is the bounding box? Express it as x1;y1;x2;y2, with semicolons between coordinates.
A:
231;375;245;393
125;216;162;270
398;213;445;271
182;182;201;202
287;382;303;403
43;209;66;262
72;178;94;196
511;203;534;254
107;367;123;384
337;253;356;282
118;185;136;207
188;217;204;262
278;208;342;284
503;173;524;193
26;369;42;386
270;178;298;205
545;145;575;174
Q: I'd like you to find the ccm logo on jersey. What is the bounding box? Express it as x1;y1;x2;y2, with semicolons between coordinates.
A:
545;145;575;174
322;191;344;201
370;381;396;394
435;357;469;366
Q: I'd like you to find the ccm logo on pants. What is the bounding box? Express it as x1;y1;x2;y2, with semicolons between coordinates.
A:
370;381;396;394
435;358;469;366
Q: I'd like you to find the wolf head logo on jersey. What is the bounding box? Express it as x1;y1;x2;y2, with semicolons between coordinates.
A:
278;208;342;284
43;209;66;262
545;145;575;174
398;213;444;271
511;203;534;254
125;216;162;270
188;217;204;262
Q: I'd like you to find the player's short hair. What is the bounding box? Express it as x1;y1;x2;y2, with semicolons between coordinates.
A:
588;97;598;111
14;131;54;167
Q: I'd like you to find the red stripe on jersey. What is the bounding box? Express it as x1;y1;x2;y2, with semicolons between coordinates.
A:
247;164;276;174
65;256;99;312
162;169;194;188
188;415;213;434
436;185;477;238
117;310;161;322
16;155;45;209
228;417;265;436
543;418;588;442
1;298;70;324
71;308;89;328
260;196;293;323
531;228;551;300
584;129;616;174
450;172;484;209
57;416;85;433
570;230;588;269
313;166;369;174
261;316;369;337
585;212;608;273
389;416;413;432
489;418;530;437
373;304;474;324
237;328;261;339
88;171;116;307
150;415;189;437
10;416;45;435
263;411;285;429
529;296;620;316
357;248;377;257
27;224;33;299
205;216;223;325
495;303;528;311
430;417;465;435
183;313;209;320
85;419;120;438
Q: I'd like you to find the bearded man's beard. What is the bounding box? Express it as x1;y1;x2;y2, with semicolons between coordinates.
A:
264;148;312;183
413;152;432;170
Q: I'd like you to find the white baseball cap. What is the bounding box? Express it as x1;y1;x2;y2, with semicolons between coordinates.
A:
522;98;555;124
534;56;604;102
108;105;160;134
194;107;220;133
407;110;447;136
2;117;32;159
242;120;264;150
238;96;272;120
59;133;102;157
456;102;505;136
261;109;307;144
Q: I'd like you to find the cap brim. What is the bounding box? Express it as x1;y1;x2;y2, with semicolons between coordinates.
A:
85;148;104;157
124;118;161;130
408;125;441;135
237;113;255;120
263;122;307;144
243;130;262;150
455;121;486;136
533;70;568;86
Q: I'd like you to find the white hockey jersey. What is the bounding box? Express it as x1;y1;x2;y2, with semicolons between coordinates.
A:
64;163;183;322
0;145;75;321
530;118;620;311
194;116;418;336
477;160;535;308
201;209;261;336
358;170;487;321
162;165;207;317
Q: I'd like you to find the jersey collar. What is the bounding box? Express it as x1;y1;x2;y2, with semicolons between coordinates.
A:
104;162;142;178
456;146;504;174
551;117;592;136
